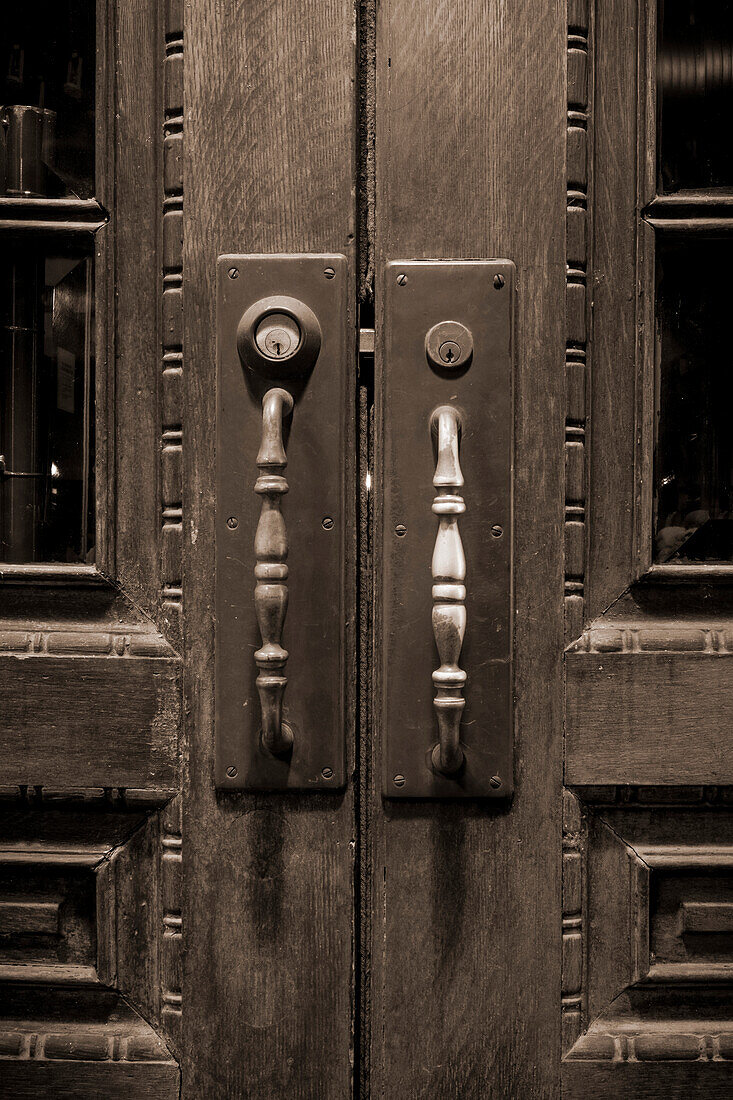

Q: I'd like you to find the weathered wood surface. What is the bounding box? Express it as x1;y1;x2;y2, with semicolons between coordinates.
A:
566;651;733;785
182;0;357;1095
0;1061;179;1098
372;0;565;1095
563;1062;733;1098
0;655;180;789
111;0;166;621
585;0;640;618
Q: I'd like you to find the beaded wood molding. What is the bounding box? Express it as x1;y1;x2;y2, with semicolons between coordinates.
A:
562;790;586;1055
0;1025;173;1063
160;0;184;644
568;621;733;654
564;0;593;646
567;1027;733;1063
0;627;174;658
562;0;594;1057
159;0;183;1055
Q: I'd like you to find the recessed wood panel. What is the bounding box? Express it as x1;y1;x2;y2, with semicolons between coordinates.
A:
0;655;180;790
566;651;733;785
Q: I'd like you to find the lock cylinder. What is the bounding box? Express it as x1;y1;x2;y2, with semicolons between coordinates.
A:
255;312;302;360
237;294;321;379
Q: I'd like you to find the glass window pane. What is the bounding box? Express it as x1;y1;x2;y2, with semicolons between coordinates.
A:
0;244;95;563
654;236;733;563
1;1;96;198
658;0;733;191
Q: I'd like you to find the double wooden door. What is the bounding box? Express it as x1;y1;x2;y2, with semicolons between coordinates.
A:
2;0;733;1096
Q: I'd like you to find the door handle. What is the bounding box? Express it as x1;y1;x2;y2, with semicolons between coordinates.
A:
215;254;349;791
430;405;466;776
254;387;294;756
381;260;515;798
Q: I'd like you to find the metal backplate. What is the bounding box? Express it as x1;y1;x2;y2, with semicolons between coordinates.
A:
216;254;349;790
380;260;515;799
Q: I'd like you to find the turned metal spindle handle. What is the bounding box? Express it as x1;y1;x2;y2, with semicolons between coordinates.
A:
430;406;466;776
254;387;294;755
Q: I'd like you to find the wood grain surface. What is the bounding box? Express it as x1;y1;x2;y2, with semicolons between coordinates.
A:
371;0;566;1094
586;0;642;617
182;0;357;1095
566;651;733;786
0;655;180;789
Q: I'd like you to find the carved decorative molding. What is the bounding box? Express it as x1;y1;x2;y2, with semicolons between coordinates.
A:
568;1024;733;1063
0;626;173;658
160;796;182;1054
569;620;733;654
565;0;593;644
161;0;184;643
563;804;733;1083
562;790;586;1055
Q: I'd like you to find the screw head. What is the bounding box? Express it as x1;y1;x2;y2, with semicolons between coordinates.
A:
228;267;239;280
491;524;503;538
490;775;502;789
227;516;239;530
324;267;335;279
493;273;505;290
393;774;406;787
395;524;407;537
322;517;334;530
322;767;334;779
396;273;408;286
226;765;238;778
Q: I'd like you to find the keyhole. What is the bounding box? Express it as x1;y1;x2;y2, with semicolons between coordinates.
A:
255;313;302;360
439;340;461;365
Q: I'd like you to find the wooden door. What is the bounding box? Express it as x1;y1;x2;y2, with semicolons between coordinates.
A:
2;0;731;1097
562;1;733;1095
0;1;183;1096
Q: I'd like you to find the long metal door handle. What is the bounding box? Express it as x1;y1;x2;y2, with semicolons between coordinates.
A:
430;405;466;775
254;387;295;755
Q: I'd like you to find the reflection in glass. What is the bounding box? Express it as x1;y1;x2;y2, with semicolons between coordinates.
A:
654;237;733;563
0;246;95;563
0;1;95;198
658;0;733;191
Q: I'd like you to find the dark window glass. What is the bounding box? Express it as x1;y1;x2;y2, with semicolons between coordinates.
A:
1;1;95;198
658;0;733;191
0;246;95;563
654;237;733;563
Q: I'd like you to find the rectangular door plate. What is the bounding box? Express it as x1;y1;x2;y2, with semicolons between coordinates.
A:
215;254;350;790
379;260;514;799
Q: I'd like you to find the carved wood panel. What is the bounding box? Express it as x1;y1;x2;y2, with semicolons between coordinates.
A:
0;791;179;1093
0;0;184;1092
563;800;733;1095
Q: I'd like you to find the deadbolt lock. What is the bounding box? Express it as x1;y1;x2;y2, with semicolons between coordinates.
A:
237;294;322;379
425;320;474;370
